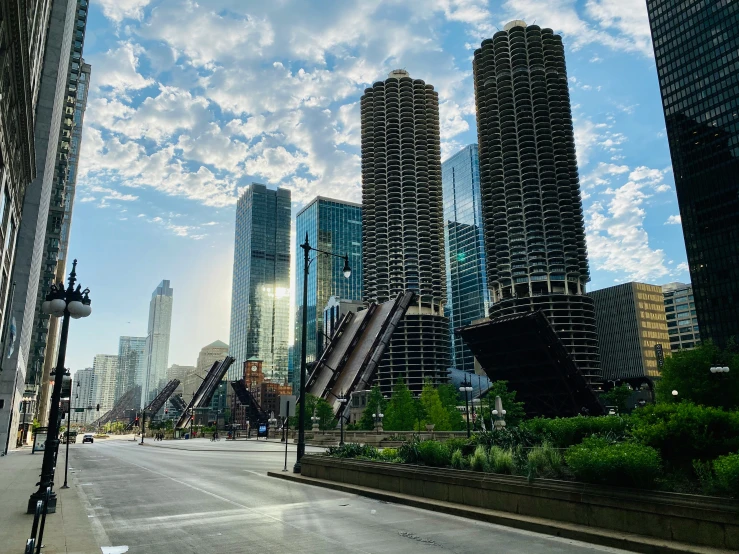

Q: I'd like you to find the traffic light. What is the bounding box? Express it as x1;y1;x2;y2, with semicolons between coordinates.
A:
190;415;194;421
96;403;100;411
164;409;168;415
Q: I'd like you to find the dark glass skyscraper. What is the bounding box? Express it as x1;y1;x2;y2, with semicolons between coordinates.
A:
442;144;489;373
229;184;291;382
473;21;600;381
294;196;362;385
361;69;450;395
646;0;739;347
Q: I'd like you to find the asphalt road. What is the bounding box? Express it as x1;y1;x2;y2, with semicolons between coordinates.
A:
69;438;631;554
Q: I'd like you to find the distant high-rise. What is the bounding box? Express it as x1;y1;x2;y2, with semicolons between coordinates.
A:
115;336;146;404
228;184;291;382
442;144;489;373
662;282;701;352
646;1;739;347
144;281;173;406
197;340;229;375
589;283;670;381
361;69;450;394
71;368;95;425
473;21;600;381
93;354;118;415
294;196;363;382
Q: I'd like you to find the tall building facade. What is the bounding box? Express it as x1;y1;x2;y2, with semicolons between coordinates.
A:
197;340;229;374
115;336;146;404
144;281;173;406
29;0;90;427
589;283;670;381
646;1;739;347
662;282;701;352
361;69;450;395
473;21;600;381
228;184;290;382
442;144;489;373
0;0;79;454
294;196;363;381
167;364;197;398
92;354;118;415
71;368;94;425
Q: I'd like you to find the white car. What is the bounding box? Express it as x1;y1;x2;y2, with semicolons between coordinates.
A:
82;434;94;444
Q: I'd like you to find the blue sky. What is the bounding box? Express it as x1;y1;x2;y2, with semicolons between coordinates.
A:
65;0;688;372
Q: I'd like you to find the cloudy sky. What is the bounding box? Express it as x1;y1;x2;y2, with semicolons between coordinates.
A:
65;0;688;371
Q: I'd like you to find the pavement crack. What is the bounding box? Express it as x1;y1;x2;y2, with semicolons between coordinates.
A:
398;530;445;548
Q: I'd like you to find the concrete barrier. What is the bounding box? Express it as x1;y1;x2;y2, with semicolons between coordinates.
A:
300;455;739;551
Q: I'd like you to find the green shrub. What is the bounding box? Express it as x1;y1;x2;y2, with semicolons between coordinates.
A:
472;427;538;450
522;415;629;448
527;446;548;478
379;448;399;461
692;459;719;495
490;446;514;474
565;438;661;488
714;453;739;497
417;440;451;467
527;443;566;480
398;436;422;464
469;445;489;472
445;437;475;456
326;443;379;459
630;402;739;467
450;449;465;469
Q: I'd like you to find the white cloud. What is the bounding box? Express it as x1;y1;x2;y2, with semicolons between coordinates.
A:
98;0;151;23
665;214;682;225
91;42;154;94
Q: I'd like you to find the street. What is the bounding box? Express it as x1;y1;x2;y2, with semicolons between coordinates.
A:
67;438;632;554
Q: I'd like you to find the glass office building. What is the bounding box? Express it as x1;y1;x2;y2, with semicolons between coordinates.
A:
662;282;701;352
115;336;147;405
442;144;489;373
647;1;739;347
144;280;173;407
294;197;362;388
228;184;291;382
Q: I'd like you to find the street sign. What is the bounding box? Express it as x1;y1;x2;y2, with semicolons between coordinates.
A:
74;408;84;412
279;395;296;417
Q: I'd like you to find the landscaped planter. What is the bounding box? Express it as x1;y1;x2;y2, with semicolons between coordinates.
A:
301;455;739;550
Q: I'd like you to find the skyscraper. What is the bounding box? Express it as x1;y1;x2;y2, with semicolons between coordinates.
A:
442;144;489;373
71;368;95;425
115;336;146;404
29;1;91;427
197;340;229;374
589;283;670;381
0;0;79;454
662;282;701;352
144;281;173;406
473;21;600;381
294;196;362;378
228;184;291;382
646;1;739;347
361;69;450;394
93;354;118;415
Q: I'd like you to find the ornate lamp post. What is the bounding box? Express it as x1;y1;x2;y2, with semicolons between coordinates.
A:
459;377;473;438
294;234;350;473
710;366;730;374
27;260;91;513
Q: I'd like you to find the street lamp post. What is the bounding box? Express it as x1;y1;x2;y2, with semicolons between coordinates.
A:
294;234;350;473
27;260;91;513
460;378;473;438
61;391;72;489
337;391;347;446
710;366;731;374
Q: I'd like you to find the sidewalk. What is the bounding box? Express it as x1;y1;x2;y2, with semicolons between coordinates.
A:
0;446;101;553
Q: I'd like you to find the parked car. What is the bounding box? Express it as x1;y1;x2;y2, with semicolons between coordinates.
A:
61;431;78;444
82;434;94;444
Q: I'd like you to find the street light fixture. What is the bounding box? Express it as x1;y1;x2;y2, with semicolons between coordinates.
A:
27;260;91;513
460;378;473;438
710;366;731;374
672;390;679;397
294;234;350;473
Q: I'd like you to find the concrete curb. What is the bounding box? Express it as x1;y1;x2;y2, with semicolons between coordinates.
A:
139;442;309;454
267;471;731;554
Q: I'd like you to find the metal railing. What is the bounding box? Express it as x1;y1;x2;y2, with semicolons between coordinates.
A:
25;486;51;553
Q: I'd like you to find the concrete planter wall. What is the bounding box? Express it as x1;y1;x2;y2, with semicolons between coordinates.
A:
301;455;739;550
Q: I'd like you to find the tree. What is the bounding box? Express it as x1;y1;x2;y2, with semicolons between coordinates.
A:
315;398;336;430
656;342;739;409
420;381;450;430
383;378;416;431
438;383;465;431
358;385;386;431
289;394;320;430
601;384;633;414
483;380;526;426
